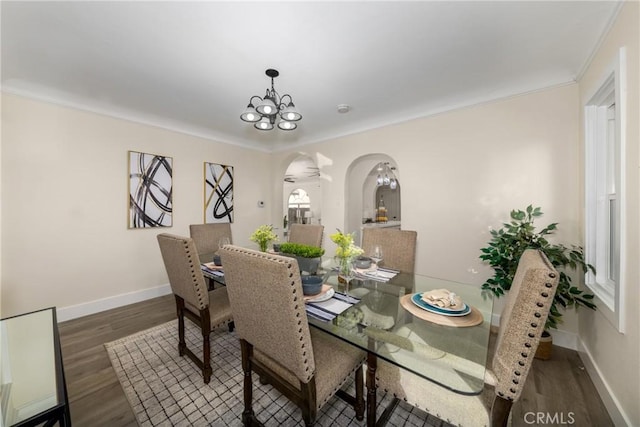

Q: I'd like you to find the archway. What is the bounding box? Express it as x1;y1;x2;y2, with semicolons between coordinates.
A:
282;155;321;238
344;154;401;245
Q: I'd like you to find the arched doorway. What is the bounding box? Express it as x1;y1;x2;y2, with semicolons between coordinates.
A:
282;155;321;238
344;154;401;244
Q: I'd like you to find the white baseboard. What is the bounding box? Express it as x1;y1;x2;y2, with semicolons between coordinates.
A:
56;284;172;322
578;339;631;427
546;328;578;350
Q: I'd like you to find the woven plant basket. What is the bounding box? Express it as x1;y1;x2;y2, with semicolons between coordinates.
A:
535;331;553;360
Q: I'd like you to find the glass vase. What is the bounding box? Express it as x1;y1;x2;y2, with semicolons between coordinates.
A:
336;256;353;284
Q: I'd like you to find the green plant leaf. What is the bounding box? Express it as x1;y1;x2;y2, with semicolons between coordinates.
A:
278;242;325;258
479;205;597;330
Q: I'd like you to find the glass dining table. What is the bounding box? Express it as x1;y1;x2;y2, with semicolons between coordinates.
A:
309;268;494;426
202;256;494;426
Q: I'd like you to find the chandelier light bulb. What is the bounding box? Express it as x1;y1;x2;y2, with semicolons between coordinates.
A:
278;120;297;131
255;117;274;131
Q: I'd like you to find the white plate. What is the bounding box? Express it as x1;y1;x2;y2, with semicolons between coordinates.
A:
411;293;471;317
307;287;335;303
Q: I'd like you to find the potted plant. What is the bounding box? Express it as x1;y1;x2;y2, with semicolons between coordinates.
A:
250;224;278;252
479;205;597;359
278;242;325;275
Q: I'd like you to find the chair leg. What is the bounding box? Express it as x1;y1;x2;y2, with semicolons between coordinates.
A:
490;396;513;427
200;308;212;384
240;340;257;426
175;296;186;356
300;380;317;426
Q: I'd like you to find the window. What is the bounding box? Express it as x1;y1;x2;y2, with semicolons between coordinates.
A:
288;189;311;224
584;48;626;332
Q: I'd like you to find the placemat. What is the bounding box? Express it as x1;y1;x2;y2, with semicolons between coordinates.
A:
400;294;484;327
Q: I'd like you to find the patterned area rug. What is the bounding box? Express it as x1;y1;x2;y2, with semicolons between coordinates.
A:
105;319;445;426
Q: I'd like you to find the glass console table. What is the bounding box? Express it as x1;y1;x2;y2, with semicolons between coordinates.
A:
1;307;71;427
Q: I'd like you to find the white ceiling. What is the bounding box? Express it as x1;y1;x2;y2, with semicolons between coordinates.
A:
1;1;621;153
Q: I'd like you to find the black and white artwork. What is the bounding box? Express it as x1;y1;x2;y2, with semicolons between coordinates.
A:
128;151;173;228
204;162;233;223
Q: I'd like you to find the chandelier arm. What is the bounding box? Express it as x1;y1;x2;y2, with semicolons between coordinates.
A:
280;94;293;104
248;95;263;105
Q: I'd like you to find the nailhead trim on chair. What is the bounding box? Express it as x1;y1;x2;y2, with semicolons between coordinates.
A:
224;245;316;383
501;270;557;401
182;238;208;311
317;361;365;409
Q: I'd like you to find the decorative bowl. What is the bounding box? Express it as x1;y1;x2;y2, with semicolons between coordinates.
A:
301;275;323;296
354;256;372;269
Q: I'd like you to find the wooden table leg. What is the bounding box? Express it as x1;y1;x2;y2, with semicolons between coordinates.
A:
366;351;377;427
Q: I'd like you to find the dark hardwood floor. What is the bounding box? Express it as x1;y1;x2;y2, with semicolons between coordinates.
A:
57;295;613;426
58;294;177;426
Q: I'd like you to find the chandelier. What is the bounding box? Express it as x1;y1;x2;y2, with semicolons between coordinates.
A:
240;69;302;131
376;162;397;190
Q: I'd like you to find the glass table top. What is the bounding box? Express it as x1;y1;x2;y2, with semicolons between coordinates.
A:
308;270;494;395
200;251;493;395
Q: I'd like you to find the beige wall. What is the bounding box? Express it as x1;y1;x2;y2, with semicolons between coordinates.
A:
1;94;272;318
577;2;639;426
273;83;583;334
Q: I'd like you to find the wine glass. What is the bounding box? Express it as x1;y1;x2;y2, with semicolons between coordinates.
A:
370;245;384;275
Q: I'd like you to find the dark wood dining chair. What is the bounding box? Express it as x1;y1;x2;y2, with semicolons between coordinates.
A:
375;249;560;426
288;223;324;248
220;245;365;426
361;228;417;273
157;233;234;384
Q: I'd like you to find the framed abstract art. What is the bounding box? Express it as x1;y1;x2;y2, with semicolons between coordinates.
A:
128;151;173;228
204;162;233;223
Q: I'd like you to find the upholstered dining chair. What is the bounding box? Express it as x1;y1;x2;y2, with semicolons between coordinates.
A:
288;223;324;248
157;233;234;384
361;228;417;273
375;249;560;427
189;223;233;260
219;245;365;426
